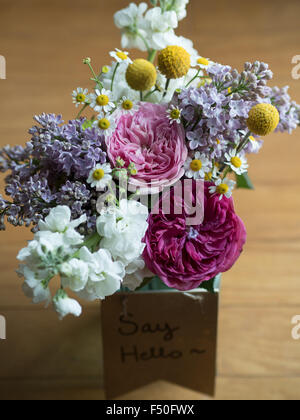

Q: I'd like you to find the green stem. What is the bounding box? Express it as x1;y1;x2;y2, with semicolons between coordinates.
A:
185;69;201;88
76;103;89;119
73;232;101;258
163;79;171;98
222;166;231;180
237;131;252;153
137;32;151;54
87;62;103;88
144;87;159;101
111;62;120;92
147;49;157;63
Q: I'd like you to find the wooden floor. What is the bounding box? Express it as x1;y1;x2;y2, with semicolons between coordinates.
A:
1;0;300;400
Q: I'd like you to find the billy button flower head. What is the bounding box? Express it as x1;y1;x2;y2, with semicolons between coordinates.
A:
110;48;132;64
225;150;249;175
87;163;112;190
209;178;236;201
247;103;280;136
94;114;116;136
184;152;212;180
167;105;182;125
158;46;191;79
126;59;157;92
72;88;89;107
90;88;115;113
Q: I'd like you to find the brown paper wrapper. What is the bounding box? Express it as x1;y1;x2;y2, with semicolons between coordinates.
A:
101;288;219;399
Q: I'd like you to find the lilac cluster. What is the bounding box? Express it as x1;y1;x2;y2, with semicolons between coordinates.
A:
0;114;107;232
176;61;299;162
270;86;300;134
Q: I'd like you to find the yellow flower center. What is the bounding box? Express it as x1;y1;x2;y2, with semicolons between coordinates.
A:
216;139;221;145
98;118;110;130
96;95;109;106
116;51;128;61
122;99;133;110
205;172;213;181
76;93;86;103
190;159;202;172
228;87;232;94
102;66;109;74
170;109;181;120
249;136;256;142
216;183;229;195
197;57;210;66
93;169;105;181
231;156;242;168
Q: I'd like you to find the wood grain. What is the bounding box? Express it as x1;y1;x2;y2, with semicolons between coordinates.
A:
1;0;300;400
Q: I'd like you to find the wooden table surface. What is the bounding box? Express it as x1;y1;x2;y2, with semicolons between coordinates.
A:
1;0;300;400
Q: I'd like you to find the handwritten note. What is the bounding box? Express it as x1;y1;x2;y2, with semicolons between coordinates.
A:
102;290;219;399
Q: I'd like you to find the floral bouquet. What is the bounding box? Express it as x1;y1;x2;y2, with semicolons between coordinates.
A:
1;0;299;320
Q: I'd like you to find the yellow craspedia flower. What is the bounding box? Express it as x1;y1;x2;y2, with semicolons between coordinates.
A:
158;46;191;79
126;59;157;92
247;103;280;136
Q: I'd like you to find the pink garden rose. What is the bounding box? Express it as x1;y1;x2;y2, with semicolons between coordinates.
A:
142;181;247;291
107;103;188;194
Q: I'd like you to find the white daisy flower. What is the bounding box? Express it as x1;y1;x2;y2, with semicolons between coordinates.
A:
225;149;249;175
209;178;236;201
94;114;116;137
90;88;115;113
109;48;132;64
184;152;212;180
72;88;89;107
167;105;182;125
87;163;112;190
191;56;214;70
118;96;139;114
204;163;220;181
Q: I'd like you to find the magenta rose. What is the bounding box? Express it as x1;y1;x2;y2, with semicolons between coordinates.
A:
107;103;188;194
143;181;247;291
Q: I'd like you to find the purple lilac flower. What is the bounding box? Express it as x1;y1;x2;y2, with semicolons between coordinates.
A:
0;114;108;232
176;61;300;163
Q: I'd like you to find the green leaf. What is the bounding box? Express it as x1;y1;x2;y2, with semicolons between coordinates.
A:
200;277;216;293
236;172;254;190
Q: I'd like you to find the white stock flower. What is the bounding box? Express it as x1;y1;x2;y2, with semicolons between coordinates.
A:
96;199;149;267
53;290;82;320
144;8;178;50
19;265;52;306
122;258;154;291
171;0;190;21
38;206;86;236
60;259;89;292
114;2;149;51
76;247;125;301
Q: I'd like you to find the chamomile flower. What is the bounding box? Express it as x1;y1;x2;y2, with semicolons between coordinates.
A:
204;164;220;181
184;152;212;180
192;56;214;70
209;178;236;201
72;88;89;107
87;163;112;190
118;96;139;114
110;48;132;64
225;149;249;175
167;105;182;125
94;114;116;137
90;89;115;113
